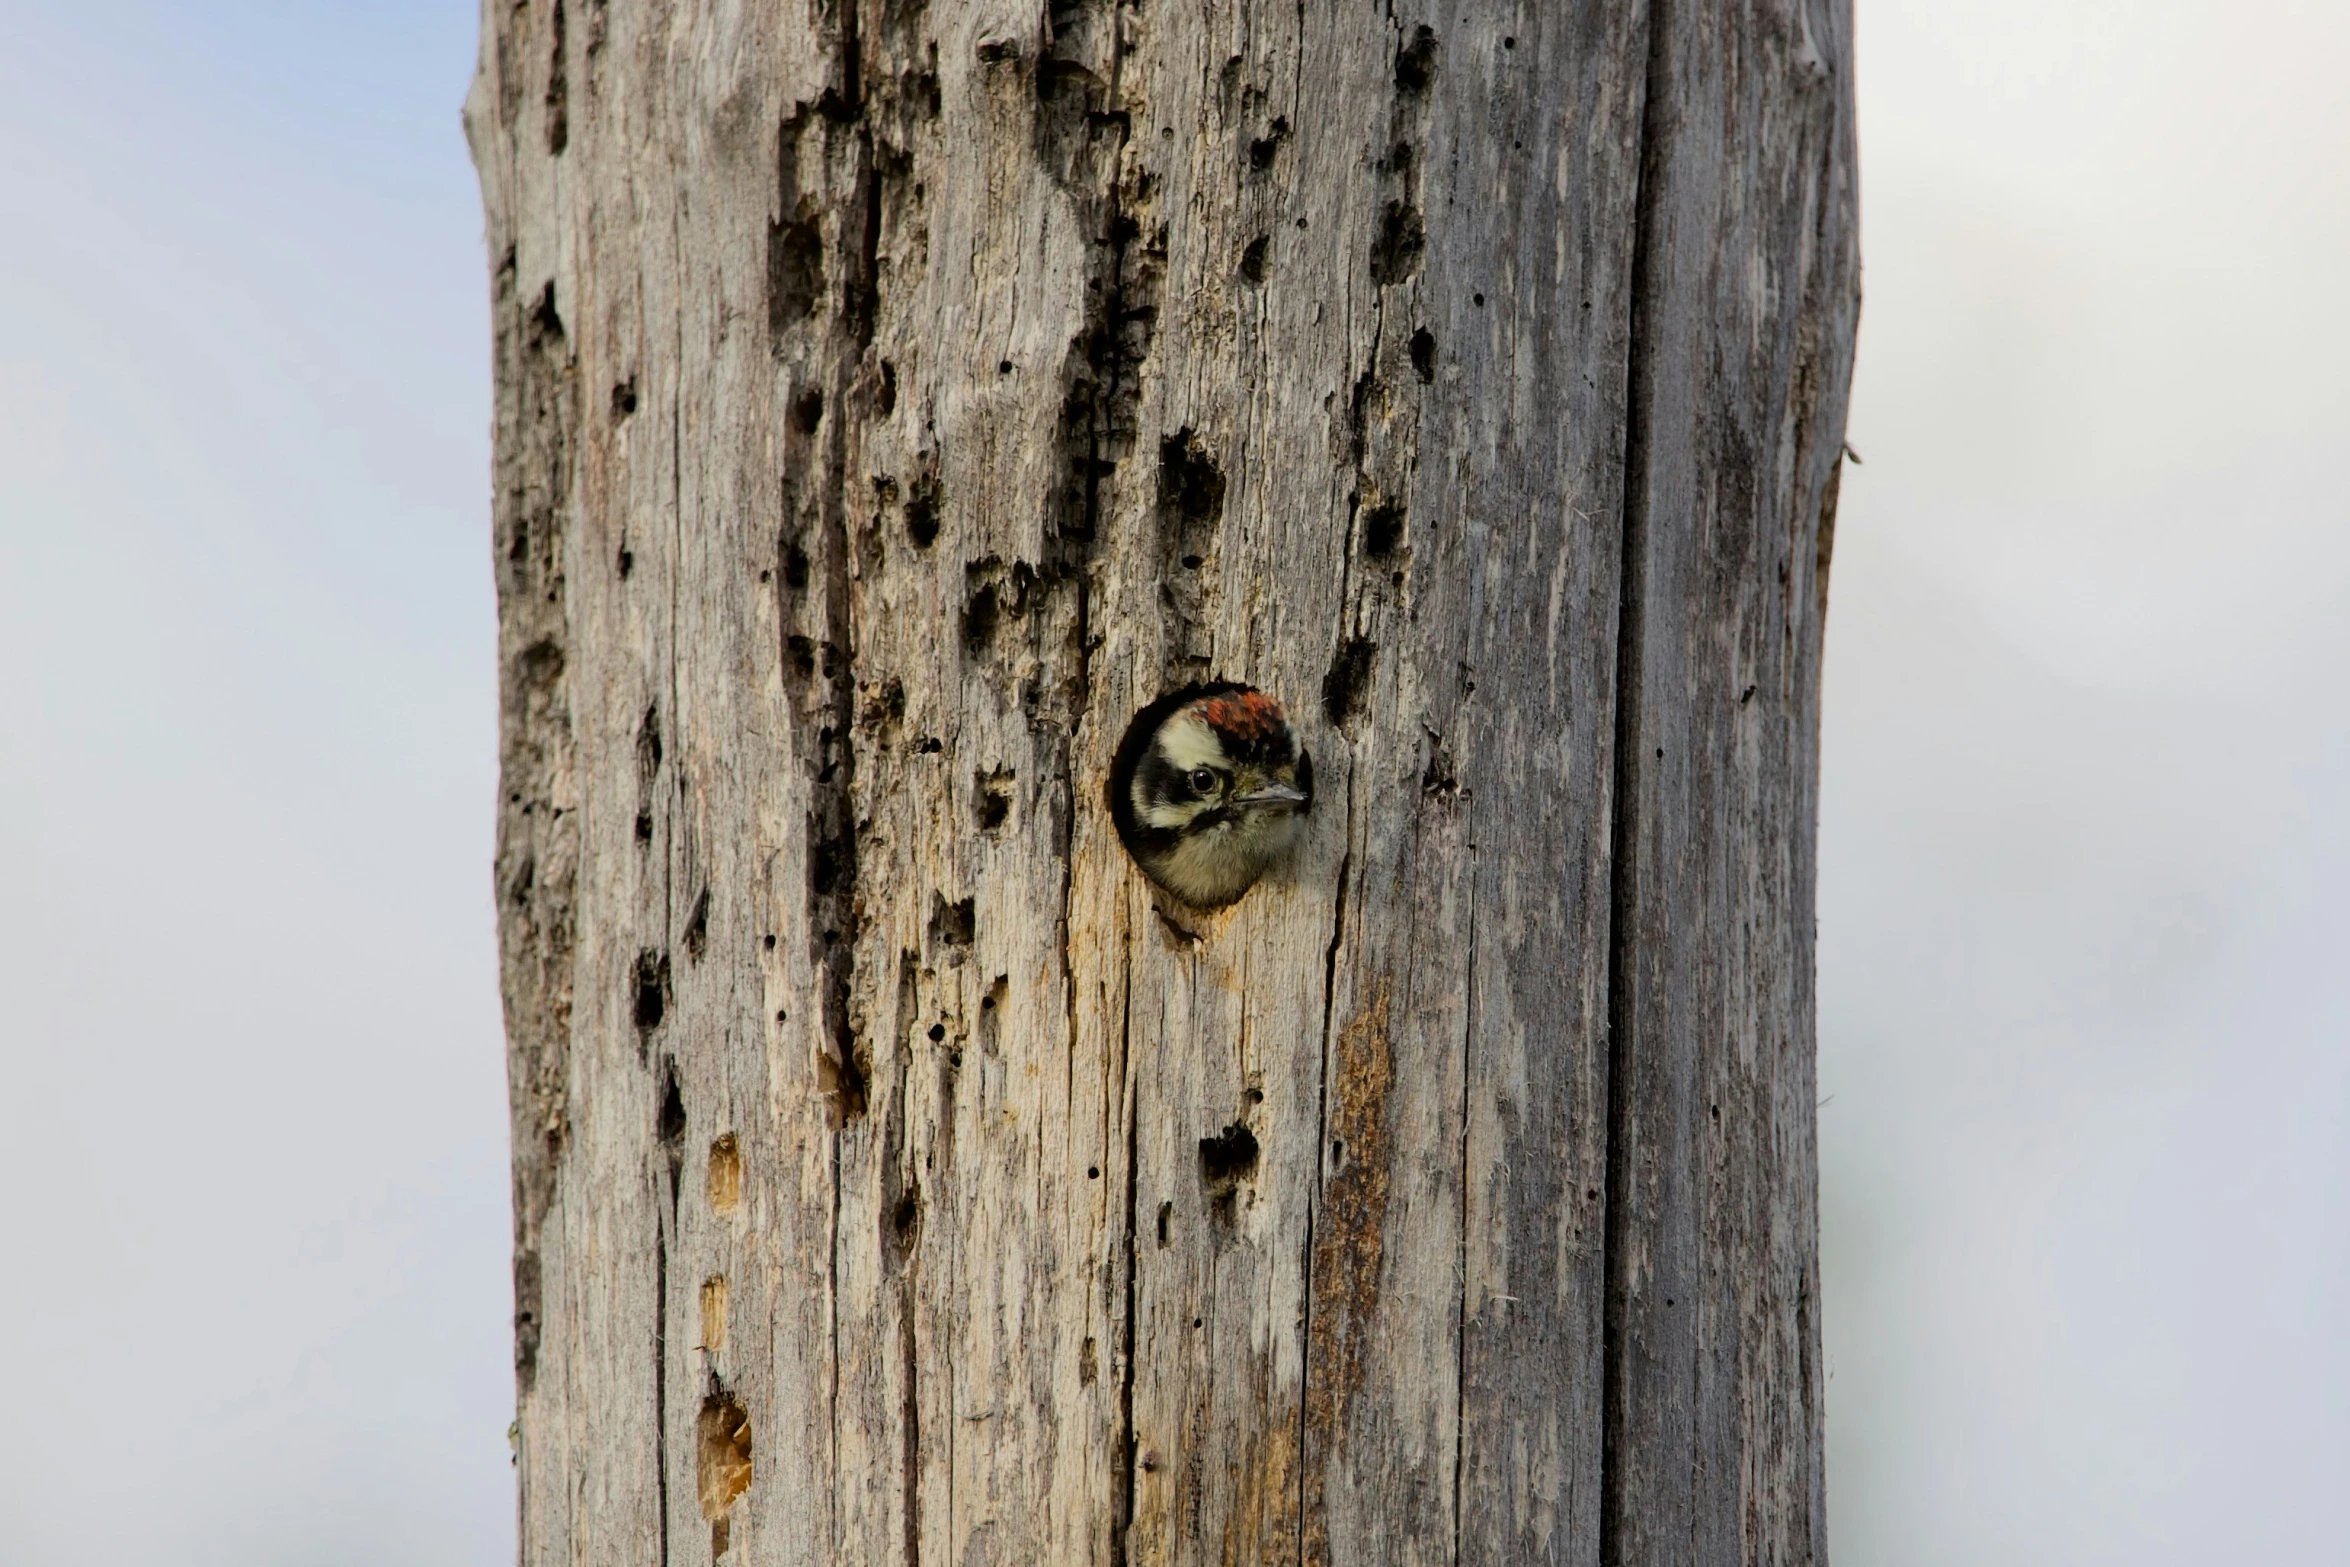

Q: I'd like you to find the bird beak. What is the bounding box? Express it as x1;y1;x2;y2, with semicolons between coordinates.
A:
1232;783;1308;810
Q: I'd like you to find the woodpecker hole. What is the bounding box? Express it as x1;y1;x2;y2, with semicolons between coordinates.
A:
636;703;663;777
888;1187;922;1254
810;830;852;899
1396;26;1436;94
634;950;671;1032
977;766;1014;832
905;472;940;549
1156;430;1227;527
708;1134;743;1217
1422;733;1461;800
1239;235;1269;284
697;1393;754;1523
1370;201;1425;287
656;1058;687;1144
767;214;823;337
961;583;1001;655
1198;1122;1261;1203
1323;636;1378;727
1247;116;1289;171
700;1274;728;1353
816;1044;868;1123
929;893;975;950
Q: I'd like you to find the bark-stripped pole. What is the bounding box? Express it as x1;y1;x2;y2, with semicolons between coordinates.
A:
467;2;1855;1561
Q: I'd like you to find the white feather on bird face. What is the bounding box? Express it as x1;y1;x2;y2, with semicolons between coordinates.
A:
1133;710;1230;830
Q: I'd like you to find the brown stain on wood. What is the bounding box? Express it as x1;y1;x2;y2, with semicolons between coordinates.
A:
1221;1371;1301;1565
1301;981;1394;1564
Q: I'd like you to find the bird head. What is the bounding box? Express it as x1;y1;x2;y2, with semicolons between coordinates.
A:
1109;683;1313;909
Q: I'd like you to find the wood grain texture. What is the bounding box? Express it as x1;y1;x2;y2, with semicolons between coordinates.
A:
467;1;1855;1562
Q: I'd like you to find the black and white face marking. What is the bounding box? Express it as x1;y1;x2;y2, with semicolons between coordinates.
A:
1109;684;1313;909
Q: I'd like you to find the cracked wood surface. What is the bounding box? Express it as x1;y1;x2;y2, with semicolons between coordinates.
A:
469;2;1854;1563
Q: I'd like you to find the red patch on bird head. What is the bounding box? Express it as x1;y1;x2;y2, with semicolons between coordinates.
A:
1193;689;1286;740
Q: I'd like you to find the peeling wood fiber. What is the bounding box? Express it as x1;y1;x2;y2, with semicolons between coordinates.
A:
468;1;1855;1562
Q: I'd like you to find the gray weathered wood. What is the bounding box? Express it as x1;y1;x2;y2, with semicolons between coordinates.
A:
468;1;1855;1562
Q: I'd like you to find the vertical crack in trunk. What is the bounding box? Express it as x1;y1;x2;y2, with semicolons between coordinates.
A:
656;1052;688;1562
900;1274;921;1567
1040;17;1141;1556
658;270;685;1567
827;1102;844;1558
1600;4;1676;1564
1051;90;1131;1115
655;214;686;1558
816;339;865;1120
1290;1202;1313;1567
812;8;880;1544
886;956;924;1567
1450;851;1479;1557
655;1168;674;1567
1112;942;1141;1565
1296;781;1356;1566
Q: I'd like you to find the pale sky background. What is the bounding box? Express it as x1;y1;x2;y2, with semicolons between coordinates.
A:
1;3;2342;1564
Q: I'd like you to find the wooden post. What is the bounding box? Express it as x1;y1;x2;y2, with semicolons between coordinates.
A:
467;2;1855;1562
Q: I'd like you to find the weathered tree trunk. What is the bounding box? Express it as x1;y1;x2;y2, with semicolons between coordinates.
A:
467;1;1854;1562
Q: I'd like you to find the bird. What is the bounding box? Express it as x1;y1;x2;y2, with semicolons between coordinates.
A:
1108;682;1313;909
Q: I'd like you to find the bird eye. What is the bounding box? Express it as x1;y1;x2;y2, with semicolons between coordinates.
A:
1188;767;1219;796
